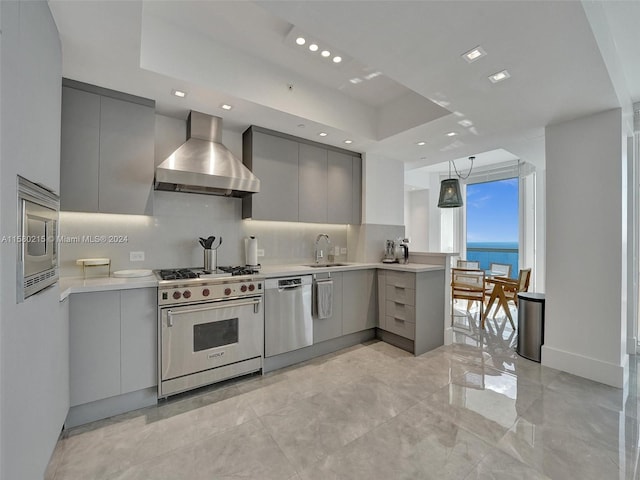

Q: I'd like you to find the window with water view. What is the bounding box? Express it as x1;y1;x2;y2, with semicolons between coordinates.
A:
466;178;519;277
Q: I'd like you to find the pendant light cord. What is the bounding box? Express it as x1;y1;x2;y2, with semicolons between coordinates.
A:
451;156;475;180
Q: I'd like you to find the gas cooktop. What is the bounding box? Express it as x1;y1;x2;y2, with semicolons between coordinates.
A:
157;266;260;281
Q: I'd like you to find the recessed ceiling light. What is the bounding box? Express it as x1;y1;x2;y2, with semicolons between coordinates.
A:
332;56;342;63
364;71;382;80
446;132;457;137
458;119;473;127
462;46;486;63
171;89;186;98
417;141;426;146
309;43;319;52
319;132;328;137
220;104;233;110
295;37;306;46
489;69;511;83
344;139;353;144
321;50;331;58
349;78;362;84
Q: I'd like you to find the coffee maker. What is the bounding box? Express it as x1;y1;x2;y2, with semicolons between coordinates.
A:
382;239;398;263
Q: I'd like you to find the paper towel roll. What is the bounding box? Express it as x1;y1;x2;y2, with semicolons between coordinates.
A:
245;236;258;266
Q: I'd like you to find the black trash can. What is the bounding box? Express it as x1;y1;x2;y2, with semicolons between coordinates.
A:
516;292;545;362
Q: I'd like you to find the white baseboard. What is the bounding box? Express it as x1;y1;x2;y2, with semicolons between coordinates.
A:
444;326;453;345
541;345;628;389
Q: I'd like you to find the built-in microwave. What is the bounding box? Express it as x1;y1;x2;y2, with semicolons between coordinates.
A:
17;176;59;302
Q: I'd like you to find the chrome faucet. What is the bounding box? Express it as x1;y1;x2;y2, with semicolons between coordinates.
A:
314;233;331;264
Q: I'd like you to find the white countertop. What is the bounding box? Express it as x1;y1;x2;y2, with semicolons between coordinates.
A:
59;275;158;301
59;262;444;300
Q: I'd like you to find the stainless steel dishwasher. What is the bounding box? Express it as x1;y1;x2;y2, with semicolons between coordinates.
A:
264;275;313;357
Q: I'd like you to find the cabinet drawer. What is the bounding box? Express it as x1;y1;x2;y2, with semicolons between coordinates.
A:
385;271;415;289
384;316;415;340
385;301;415;323
385;285;415;305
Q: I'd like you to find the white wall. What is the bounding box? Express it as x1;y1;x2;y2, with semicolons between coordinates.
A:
0;2;68;479
405;189;429;251
362;152;404;226
543;108;627;388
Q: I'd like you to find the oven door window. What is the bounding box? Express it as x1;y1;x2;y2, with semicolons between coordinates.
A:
193;317;238;352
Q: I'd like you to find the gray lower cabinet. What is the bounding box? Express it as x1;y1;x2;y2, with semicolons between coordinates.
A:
69;288;157;407
377;269;444;355
69;291;121;406
342;269;377;335
60;80;155;215
313;273;343;343
120;288;157;393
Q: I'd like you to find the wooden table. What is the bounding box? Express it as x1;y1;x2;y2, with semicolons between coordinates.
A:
483;277;515;328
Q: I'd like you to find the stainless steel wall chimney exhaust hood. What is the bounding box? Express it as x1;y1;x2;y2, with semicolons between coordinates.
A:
155;111;260;197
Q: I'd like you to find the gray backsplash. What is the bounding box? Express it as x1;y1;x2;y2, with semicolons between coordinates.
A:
347;224;405;263
59;191;350;276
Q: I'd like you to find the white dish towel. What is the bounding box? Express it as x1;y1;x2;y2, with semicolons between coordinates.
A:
316;280;333;319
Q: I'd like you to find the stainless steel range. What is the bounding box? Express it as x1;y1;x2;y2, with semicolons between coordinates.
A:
156;267;264;398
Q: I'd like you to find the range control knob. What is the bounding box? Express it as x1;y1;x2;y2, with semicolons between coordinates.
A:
172;291;181;300
224;287;232;296
183;290;191;299
202;288;210;297
248;284;255;292
240;284;248;293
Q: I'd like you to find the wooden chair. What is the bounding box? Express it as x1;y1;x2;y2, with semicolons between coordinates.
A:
457;260;480;270
489;263;511;278
484;263;512;302
483;268;532;328
451;268;485;325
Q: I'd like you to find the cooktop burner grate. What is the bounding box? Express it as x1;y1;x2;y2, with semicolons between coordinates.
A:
157;266;260;281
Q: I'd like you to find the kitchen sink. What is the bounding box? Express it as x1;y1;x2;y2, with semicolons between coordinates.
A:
304;263;348;268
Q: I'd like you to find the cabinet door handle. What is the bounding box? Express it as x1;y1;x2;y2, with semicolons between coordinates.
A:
394;317;405;323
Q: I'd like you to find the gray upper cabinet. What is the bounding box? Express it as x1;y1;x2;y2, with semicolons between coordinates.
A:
98;96;155;215
352;156;362;224
60;79;155;215
327;151;353;224
60;87;100;212
299;143;328;223
243;126;362;224
243;129;299;222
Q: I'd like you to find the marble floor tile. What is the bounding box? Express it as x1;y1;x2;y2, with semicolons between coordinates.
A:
260;375;419;470
497;417;625;480
546;370;627;412
48;333;640;480
300;401;493;480
108;419;297;480
463;448;552;480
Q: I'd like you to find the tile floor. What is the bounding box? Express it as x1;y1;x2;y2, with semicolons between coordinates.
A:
46;311;640;480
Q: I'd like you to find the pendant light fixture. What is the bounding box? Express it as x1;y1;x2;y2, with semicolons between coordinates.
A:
437;156;475;208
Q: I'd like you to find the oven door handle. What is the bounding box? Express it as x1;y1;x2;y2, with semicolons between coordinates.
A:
166;297;262;327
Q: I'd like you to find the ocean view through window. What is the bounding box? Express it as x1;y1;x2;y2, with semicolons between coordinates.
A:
466;178;519;277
